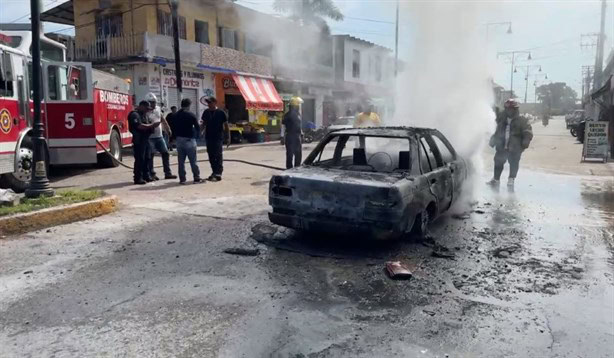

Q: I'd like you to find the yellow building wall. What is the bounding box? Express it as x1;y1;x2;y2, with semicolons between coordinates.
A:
72;0;247;50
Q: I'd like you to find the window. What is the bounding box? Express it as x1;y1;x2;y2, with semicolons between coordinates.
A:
46;65;89;101
157;10;186;39
375;56;382;82
310;134;411;173
195;20;209;44
40;41;64;61
0;70;13;97
431;135;455;164
219;27;238;50
95;13;123;39
352;49;360;78
420;137;438;173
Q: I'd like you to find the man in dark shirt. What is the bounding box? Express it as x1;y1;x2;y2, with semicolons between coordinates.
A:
166;106;178;143
282;97;303;169
173;98;202;184
128;101;160;184
201;97;230;182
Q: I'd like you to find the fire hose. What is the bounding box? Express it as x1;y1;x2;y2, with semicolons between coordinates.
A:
95;139;285;171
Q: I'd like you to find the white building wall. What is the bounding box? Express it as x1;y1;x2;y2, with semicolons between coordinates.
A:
343;40;392;87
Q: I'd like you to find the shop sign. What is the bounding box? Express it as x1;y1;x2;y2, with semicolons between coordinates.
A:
162;68;205;79
582;121;609;162
222;76;238;90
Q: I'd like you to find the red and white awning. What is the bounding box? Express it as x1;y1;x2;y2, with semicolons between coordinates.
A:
232;74;283;112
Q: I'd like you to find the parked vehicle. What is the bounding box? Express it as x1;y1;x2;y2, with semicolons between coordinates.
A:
268;127;467;240
0;29;133;192
327;116;354;133
303;128;326;143
566;110;584;130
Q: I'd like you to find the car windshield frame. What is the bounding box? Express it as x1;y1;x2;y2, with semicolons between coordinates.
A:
304;133;414;174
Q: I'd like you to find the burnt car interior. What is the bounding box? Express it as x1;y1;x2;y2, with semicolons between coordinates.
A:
306;134;413;173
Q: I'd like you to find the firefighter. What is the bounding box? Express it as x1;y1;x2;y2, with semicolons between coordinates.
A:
354;102;381;128
487;98;534;188
144;93;176;180
282;96;303;169
128;101;160;185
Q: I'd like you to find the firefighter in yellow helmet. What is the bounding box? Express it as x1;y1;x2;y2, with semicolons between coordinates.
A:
282;96;303;169
354;101;381;128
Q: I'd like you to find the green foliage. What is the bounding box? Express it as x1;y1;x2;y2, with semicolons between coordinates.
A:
0;190;103;217
273;0;344;23
536;82;578;113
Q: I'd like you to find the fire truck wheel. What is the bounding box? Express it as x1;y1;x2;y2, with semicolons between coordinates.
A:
0;136;43;193
99;130;122;168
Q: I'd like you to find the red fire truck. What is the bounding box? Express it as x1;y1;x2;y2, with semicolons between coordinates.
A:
0;30;133;192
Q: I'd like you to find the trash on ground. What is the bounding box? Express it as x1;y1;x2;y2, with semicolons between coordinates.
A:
493;244;521;258
452;213;470;220
0;189;20;207
431;250;456;259
473;209;486;214
385;261;412;280
223;247;260;256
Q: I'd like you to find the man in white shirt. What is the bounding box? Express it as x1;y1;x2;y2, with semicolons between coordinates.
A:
145;93;176;180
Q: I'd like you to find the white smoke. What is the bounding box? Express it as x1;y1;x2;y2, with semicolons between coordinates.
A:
390;1;498;212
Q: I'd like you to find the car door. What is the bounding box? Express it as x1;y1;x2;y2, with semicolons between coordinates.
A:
430;132;465;199
419;135;453;213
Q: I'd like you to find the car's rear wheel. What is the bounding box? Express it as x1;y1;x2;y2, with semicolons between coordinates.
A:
410;209;429;239
570;128;577;137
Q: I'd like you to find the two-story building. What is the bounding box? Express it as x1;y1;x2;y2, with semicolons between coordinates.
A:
331;35;395;124
41;0;283;133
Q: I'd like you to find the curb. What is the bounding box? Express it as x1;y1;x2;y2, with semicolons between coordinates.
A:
0;195;119;237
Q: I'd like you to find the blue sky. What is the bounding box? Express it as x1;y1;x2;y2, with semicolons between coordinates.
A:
1;0;612;101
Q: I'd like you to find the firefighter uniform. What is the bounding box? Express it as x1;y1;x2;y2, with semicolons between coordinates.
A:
282;97;303;169
128;108;153;184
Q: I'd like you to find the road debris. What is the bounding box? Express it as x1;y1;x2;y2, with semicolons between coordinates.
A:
385;261;412;280
493;244;521;258
431;250;456;259
223;247;260;256
23;270;33;275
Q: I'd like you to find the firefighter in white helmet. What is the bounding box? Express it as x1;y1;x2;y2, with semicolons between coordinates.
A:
144;93;177;180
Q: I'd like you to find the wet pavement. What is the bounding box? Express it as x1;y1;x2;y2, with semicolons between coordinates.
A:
0;167;612;357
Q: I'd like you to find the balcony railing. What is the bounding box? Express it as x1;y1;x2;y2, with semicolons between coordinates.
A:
75;32;272;77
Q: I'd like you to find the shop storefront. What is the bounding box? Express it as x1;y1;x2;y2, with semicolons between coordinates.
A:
215;74;284;143
129;63;215;119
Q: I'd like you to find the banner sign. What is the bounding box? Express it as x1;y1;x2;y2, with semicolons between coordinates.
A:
582;121;609;162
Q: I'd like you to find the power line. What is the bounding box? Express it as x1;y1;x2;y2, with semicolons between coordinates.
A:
8;0;61;23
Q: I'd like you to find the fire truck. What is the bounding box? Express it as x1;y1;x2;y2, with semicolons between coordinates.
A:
0;29;133;192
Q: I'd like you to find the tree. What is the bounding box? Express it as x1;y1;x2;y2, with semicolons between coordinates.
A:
536;82;578;114
273;0;343;32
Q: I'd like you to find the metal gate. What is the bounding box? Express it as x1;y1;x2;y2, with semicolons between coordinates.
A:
167;87;198;113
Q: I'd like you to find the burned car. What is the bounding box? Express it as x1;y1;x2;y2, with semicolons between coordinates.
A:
268;127;467;239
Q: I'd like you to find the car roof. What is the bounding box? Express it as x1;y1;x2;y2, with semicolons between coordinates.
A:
327;126;437;137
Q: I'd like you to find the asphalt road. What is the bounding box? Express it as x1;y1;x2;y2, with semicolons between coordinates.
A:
0;118;613;357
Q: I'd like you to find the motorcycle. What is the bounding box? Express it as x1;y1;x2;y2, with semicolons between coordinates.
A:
303;128;326;144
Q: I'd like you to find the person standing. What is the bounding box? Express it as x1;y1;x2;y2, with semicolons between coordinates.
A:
128;101;160;185
282;96;303;169
166;106;178;150
201;97;230;182
173;98;202;184
145;93;176;180
487;98;534;187
354;103;381;128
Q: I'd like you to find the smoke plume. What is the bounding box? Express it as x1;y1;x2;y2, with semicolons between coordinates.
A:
390;2;498;212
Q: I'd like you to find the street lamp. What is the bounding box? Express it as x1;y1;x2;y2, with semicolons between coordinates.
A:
497;50;532;99
485;21;513;42
25;0;53;198
514;64;543;103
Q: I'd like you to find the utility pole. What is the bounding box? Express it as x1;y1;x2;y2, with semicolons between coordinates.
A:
497;50;532;99
394;0;399;77
25;0;53;198
515;64;542;103
532;73;548;103
170;0;182;103
593;0;606;89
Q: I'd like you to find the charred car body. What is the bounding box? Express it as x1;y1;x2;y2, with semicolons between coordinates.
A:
268;127;467;239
